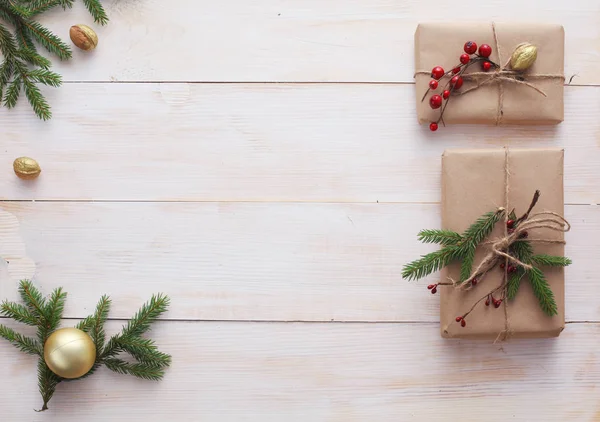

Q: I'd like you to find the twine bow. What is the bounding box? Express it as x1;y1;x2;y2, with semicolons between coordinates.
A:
415;23;565;125
451;149;570;342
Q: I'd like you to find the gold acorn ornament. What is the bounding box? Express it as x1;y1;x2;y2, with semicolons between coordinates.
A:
44;328;96;379
13;157;41;180
510;43;538;71
69;24;98;51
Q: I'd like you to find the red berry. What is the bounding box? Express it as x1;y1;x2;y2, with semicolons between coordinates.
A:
500;263;506;269
455;316;463;322
519;231;528;239
461;319;466;327
450;76;463;90
508;228;515;235
429;122;438;132
429;94;443;109
452;67;461;74
479;44;492;58
482;61;492;72
431;66;445;80
508;266;517;274
427;284;435;290
485;298;490;306
431;287;437;294
471;278;478;286
460;54;470;65
507;220;515;228
442;89;450;99
494;301;501;308
464;41;477;54
429;80;438;90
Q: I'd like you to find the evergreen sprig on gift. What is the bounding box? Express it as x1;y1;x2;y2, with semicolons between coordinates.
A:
402;191;571;325
0;280;171;411
0;0;109;120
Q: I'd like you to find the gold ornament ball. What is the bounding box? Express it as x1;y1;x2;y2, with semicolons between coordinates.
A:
13;156;41;180
44;328;96;379
69;24;98;51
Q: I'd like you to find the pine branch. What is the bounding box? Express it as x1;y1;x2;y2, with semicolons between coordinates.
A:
18;280;47;322
37;358;62;411
23;75;51;119
530;254;572;267
403;209;504;281
510;240;534;263
104;358;168;381
417;229;462;245
527;267;558;316
119;294;170;339
82;0;108;25
0;300;38;325
20;19;71;59
459;245;475;283
116;336;172;368
44;287;67;333
401;245;462;281
507;268;525;300
15;47;51;68
90;295;111;353
460;209;504;251
0;324;42;355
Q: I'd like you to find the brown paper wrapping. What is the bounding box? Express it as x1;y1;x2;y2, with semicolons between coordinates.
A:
415;23;564;125
441;148;565;339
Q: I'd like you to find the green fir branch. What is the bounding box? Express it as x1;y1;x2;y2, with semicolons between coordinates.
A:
0;0;112;119
18;280;47;322
460;210;504;251
82;0;108;25
119;294;170;339
90;295;111;352
0;301;38;325
459;245;475;283
44;287;67;333
402;209;504;281
507;268;525;300
0;324;42;355
527;267;558;316
116;337;172;368
530;254;572;267
37;359;62;411
104;358;168;381
417;229;462;245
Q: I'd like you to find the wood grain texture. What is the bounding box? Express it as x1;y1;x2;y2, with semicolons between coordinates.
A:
1;321;599;421
0;202;596;322
2;84;600;204
33;0;600;84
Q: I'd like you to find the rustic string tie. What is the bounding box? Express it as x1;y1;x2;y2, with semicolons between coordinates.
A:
414;22;565;125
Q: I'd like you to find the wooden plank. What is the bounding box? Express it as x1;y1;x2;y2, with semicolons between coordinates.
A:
1;321;598;421
34;0;600;84
0;202;595;322
2;83;599;204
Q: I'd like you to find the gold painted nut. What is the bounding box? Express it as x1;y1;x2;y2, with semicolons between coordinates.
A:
510;43;538;72
69;24;98;51
13;156;41;180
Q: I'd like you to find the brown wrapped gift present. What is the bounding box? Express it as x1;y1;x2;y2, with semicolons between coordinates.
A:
441;148;566;339
415;23;564;126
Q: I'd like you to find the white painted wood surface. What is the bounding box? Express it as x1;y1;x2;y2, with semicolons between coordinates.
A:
1;0;599;420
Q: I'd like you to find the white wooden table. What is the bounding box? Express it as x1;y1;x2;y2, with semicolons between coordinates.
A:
1;1;599;420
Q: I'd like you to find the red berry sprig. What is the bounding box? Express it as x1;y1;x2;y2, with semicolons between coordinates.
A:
423;40;499;131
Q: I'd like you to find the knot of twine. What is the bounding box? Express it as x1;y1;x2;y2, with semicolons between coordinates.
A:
414;22;565;125
450;149;570;342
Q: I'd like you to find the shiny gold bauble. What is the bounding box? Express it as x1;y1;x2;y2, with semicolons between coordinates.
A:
13;157;41;180
44;328;96;379
69;24;98;51
510;43;538;71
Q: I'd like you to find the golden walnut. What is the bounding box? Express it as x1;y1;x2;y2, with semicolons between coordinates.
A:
69;24;98;51
13;157;41;180
510;43;538;72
